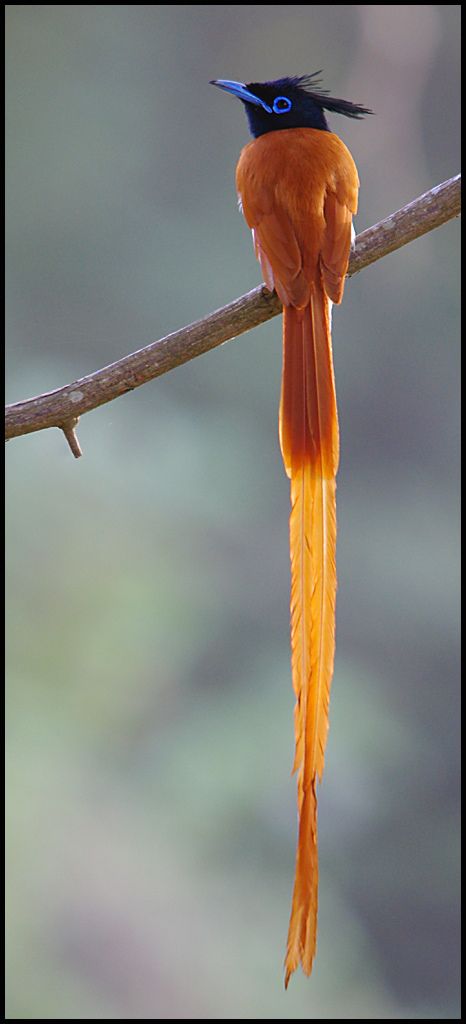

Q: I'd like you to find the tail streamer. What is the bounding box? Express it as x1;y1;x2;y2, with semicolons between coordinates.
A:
279;284;338;986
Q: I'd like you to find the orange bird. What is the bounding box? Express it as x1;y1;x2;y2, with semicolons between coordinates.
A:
211;74;371;985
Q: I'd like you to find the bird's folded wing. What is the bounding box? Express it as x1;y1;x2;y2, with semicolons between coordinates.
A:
254;214;311;307
320;184;358;304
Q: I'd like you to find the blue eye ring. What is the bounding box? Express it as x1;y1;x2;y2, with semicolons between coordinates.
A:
273;95;292;114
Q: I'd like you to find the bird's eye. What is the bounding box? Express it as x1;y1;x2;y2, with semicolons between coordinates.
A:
273;96;292;114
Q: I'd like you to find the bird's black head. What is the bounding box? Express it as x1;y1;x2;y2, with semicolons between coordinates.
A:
210;74;372;138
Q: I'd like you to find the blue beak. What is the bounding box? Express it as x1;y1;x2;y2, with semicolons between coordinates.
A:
210;79;272;113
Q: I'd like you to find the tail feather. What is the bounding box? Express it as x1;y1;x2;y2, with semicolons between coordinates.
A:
284;781;318;988
279;281;339;984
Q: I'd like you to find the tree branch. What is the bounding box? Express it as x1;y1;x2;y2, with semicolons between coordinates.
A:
5;174;461;456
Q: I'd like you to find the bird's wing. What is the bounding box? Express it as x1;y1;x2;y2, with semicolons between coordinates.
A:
240;186;311;308
320;176;358;303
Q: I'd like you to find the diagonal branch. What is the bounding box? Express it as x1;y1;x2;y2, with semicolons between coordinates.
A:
5;174;461;457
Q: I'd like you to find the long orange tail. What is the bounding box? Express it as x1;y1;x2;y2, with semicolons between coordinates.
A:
279;281;339;987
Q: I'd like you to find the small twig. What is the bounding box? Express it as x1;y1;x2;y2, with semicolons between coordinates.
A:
5;174;460;451
60;418;83;459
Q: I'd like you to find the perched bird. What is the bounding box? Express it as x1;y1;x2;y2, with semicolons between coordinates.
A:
210;74;371;986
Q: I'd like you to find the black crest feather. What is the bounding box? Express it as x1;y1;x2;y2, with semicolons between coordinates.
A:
286;73;373;120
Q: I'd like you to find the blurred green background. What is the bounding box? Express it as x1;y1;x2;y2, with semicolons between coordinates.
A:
5;6;460;1020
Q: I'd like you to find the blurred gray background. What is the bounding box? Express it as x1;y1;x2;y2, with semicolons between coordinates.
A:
5;6;460;1020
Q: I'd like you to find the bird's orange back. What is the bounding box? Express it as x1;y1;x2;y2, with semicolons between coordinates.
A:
236;128;359;307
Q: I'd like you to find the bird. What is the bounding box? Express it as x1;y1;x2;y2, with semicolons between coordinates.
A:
210;74;371;986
